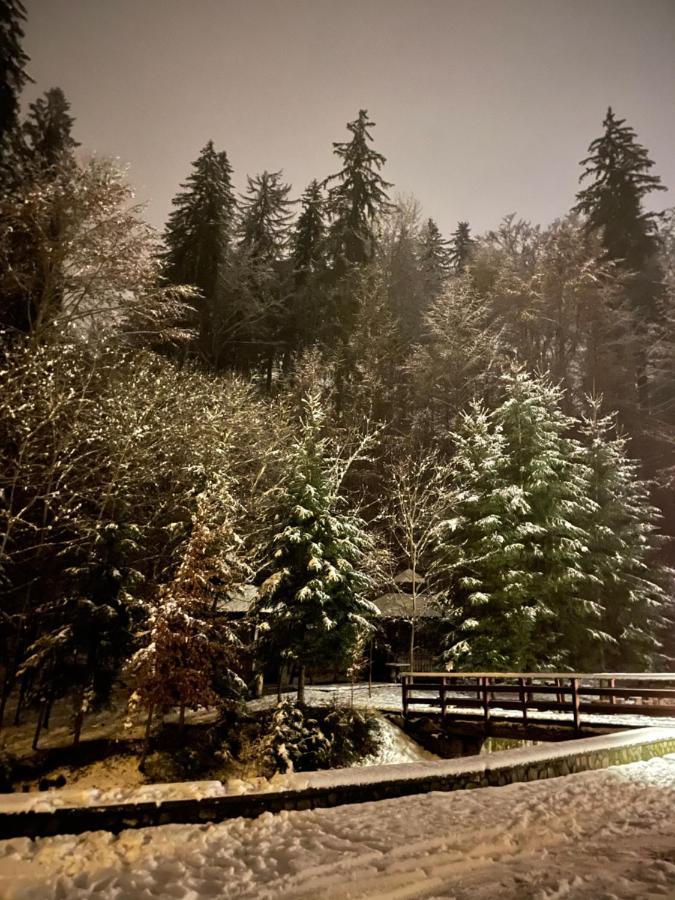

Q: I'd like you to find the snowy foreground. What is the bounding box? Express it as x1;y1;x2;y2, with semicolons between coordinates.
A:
2;756;675;899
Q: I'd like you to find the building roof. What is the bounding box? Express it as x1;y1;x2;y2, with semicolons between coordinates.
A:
216;583;258;615
393;568;426;587
372;592;441;619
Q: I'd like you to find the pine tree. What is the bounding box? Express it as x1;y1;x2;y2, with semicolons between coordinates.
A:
418;218;450;300
448;221;475;273
0;0;31;170
324;109;392;268
253;393;376;702
163;141;236;361
574;399;669;670
574;108;666;316
431;370;593;670
23;87;79;171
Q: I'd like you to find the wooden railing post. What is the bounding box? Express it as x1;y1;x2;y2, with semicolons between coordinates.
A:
518;677;528;727
571;677;580;731
441;675;447;718
402;674;409;718
481;676;490;729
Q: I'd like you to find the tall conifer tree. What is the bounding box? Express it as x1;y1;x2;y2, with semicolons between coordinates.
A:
418;218;451;300
289;179;327;351
23;87;79;171
448;221;475;273
324;109;392;268
0;0;31;170
574;108;666;317
163;141;235;360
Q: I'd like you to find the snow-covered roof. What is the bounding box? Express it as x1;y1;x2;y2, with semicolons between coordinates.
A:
215;584;258;615
373;592;440;619
393;569;426;587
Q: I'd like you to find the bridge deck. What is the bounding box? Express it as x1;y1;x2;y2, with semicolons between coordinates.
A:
401;671;675;731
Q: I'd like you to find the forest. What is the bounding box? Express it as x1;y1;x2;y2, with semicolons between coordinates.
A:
1;0;675;763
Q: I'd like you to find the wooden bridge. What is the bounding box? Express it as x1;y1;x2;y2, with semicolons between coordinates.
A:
401;671;675;731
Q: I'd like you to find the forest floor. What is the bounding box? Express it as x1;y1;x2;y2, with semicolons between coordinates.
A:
2;754;675;899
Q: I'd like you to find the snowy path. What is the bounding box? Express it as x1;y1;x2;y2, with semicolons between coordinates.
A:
2;755;675;899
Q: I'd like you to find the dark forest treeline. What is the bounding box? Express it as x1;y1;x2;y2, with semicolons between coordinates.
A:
1;0;675;745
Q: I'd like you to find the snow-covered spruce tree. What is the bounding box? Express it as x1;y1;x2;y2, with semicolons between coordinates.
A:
431;370;594;670
252;393;377;703
573;398;670;670
126;483;246;764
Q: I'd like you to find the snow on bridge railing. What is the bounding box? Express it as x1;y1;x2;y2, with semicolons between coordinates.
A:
400;671;675;730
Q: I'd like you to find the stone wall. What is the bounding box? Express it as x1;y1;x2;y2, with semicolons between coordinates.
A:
2;733;674;840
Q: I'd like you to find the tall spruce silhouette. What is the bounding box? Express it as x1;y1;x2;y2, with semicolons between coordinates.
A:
163;141;236;357
574;107;666;316
448;221;475;273
324;109;392;267
0;0;31;164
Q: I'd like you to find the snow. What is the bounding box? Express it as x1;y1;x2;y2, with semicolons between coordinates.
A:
2;755;675;898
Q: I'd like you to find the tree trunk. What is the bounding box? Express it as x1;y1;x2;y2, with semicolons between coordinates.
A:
72;685;86;747
43;691;55;730
13;675;28;726
297;666;306;705
277;667;283;703
32;702;46;751
139;702;155;770
179;702;186;732
409;584;417;673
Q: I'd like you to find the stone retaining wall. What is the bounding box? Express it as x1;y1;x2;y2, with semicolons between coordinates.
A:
2;731;674;840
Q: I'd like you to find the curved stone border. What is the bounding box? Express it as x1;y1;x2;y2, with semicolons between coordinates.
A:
1;727;674;840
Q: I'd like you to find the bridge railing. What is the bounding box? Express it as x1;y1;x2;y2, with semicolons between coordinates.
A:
401;671;675;730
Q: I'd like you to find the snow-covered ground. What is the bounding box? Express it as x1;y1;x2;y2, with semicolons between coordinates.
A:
2;755;675;899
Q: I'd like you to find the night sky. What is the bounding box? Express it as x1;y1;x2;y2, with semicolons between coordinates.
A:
22;0;675;235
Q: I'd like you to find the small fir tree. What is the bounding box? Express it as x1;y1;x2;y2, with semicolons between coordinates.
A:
253;393;377;702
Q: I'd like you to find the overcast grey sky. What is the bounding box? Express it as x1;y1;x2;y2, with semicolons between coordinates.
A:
22;0;675;236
